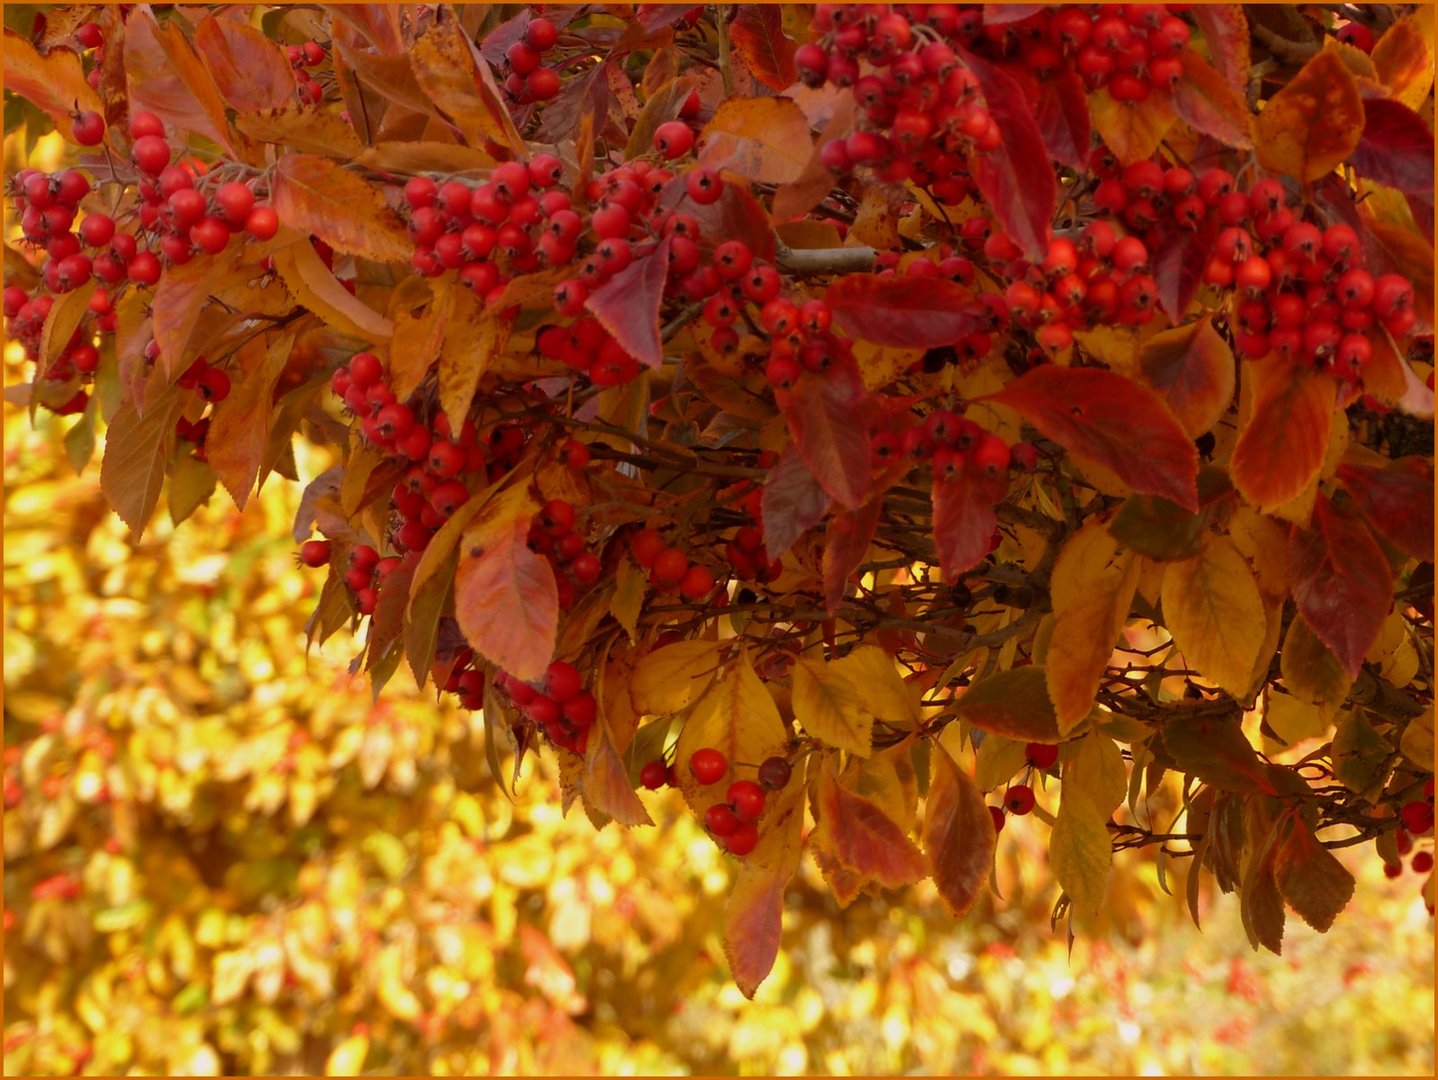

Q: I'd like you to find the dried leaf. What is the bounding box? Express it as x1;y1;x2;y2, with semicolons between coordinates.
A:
1255;48;1363;181
697;96;813;184
922;746;995;918
271;154;412;264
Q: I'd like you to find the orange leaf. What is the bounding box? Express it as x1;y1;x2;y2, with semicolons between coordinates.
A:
454;487;558;682
722;778;805;998
409;19;528;158
1273;811;1356;932
1088;87;1176;165
99;388;185;539
697;97;813;184
387;277;453;400
270;240;393;343
122;8;234;152
206;333;294;508
1139;314;1236;437
150;247;243;382
271;154;413;264
729;5;798;92
1372;11;1435;111
814;756;927;889
1255;48;1363;181
1172;50;1253;150
1189;5;1251;100
1229;357;1336;512
194;15;296;113
581;711;653;828
922;747;995;918
2;29;103;143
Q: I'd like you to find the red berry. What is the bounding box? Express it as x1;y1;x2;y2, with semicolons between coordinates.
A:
129;110;165;139
630;527;666;568
724;820;759;856
653;120;694;159
757;756;792;791
989;805;1006;833
245;206;279;240
706;803;740;836
1413;850;1435;875
524;16;558;50
300;539;332;567
640;760;668;790
215;181;255;225
544;660;583;703
685;167;723;204
190;216;230;255
75;22;103;49
653;547;689;584
1025;742;1059;770
72;110;105;146
679;563;714;600
1004;784;1036;815
690;747;728;785
728;780;766;821
1399;800;1434;836
131;135;171;176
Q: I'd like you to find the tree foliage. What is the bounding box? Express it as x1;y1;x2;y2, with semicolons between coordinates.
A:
4;0;1434;1002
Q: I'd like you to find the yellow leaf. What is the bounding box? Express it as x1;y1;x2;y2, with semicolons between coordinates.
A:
1400;707;1434;769
439;287;507;426
831;644;921;728
1281;617;1354;721
1088;86;1176;165
1372;9;1435;111
1046;519;1141;735
630;640;722;717
325;1034;370;1076
388;276;454;401
675;654;788;817
974;733;1028;793
1227;505;1291;599
1063;733;1127;819
609;560;646;644
792;657;872;756
1160;533;1266;695
271;240;393;342
376;943;423;1021
1050;796;1111;916
1266;692;1330;746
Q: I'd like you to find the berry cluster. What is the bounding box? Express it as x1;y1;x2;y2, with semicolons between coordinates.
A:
283;37;329;106
499;16;563;104
797;4;1194;193
1384;781;1435;881
492;661;596;756
676;748;794;858
990;742;1058;832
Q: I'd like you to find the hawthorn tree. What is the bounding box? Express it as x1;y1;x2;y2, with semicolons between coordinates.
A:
4;2;1434;996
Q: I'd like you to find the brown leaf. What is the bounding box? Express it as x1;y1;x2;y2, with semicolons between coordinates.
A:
150;248;243;382
1255;48;1363;182
236;106;364;158
922;747;995;918
206;333;293;508
1273;812;1355;932
387;276;453;400
270;154;413;264
194;15;296;113
1161;713;1276;794
1139;315;1235;437
955;666;1062;743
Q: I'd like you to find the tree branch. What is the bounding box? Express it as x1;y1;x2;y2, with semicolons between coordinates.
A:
775;243;878;276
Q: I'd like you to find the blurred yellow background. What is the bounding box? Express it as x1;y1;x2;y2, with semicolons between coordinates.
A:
4;130;1434;1078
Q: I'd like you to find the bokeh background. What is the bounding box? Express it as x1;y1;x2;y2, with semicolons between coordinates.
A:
5;127;1435;1078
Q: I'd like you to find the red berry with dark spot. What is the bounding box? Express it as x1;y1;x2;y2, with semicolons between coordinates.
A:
728;780;766;821
1025;742;1059;770
1004;784;1036;815
690;747;728;785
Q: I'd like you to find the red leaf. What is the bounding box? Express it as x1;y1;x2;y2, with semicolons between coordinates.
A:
954;47;1055;260
1336;456;1434;562
932;467;1000;580
584;237;671;370
1171;50;1254;150
1035;68;1092;169
1289;494;1394;678
1152;215;1221;321
1189;5;1251;99
1139;315;1236;437
761;445;833;560
822;494;883;612
986;365;1199;510
660;177;776;263
825;274;983;349
1229;358;1336;512
194;15;296;113
815;759;927;888
455;491;558;682
122;8;234;152
1351;98;1435;194
775;355;870;508
723;857;787;998
151;247;242;382
729;6;797;92
922;749;995;918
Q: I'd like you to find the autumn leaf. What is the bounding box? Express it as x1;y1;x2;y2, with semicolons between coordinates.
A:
1161;713;1276;794
1151;216;1222;323
922;746;995;918
723;778;805;998
1229;357;1336;512
674;655;789;817
697;97;813;184
1273;811;1355;932
775;356;870;508
1088;86;1176;165
931;449;1008;580
760;445;832;560
1255;48;1363;181
271;240;393;343
1289;494;1393;679
1046;520;1141;735
825;275;983;349
955;666;1062;744
150;247;243;382
792;657;872;756
1336;456;1434;562
271;155;413;264
123;8;235;153
630;640;722;717
986;365;1199;510
206;333;294;508
1171;50;1254;150
581;705;653;828
1190;4;1251;99
194;15;296;113
822;494;882;612
454;486;557;682
1035;68;1092;170
410;19;527;157
1139;316;1235;439
832;645;922;730
3;28;104;143
1160;534;1267;696
814;756;927;889
1050;794;1112;916
387;276;453;400
728;6;798;92
99;388;185;538
1372;12;1435;111
1350;98;1435;195
584;237;670;371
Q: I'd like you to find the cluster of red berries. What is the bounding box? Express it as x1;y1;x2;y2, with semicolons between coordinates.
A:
661;748;794;858
1384;781;1435;879
527;498;609;611
284;37;329;106
627;526;720;599
990;742;1059;832
796;4;1194;194
331;542;405;616
499;16;563;104
492;661;597;756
